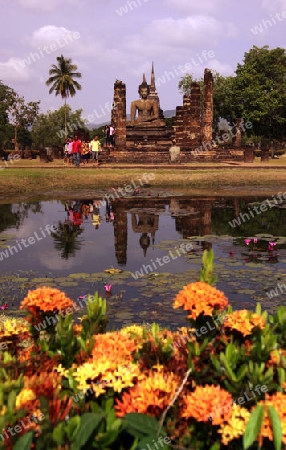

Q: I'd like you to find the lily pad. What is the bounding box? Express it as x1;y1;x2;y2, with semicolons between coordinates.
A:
237;289;256;295
31;277;54;283
59;282;79;287
68;273;90;279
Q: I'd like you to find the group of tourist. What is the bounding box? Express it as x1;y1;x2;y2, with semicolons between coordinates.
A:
64;199;114;230
63;135;101;167
63;125;115;167
103;124;115;148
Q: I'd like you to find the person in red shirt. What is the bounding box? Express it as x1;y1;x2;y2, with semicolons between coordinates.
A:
73;136;82;168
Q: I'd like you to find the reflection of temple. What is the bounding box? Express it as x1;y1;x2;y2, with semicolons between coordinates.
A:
170;198;213;238
111;196;263;265
131;213;159;256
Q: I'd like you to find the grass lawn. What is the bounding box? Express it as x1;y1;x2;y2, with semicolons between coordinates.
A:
0;158;286;201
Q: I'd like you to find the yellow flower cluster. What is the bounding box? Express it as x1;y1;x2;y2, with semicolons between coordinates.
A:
224;310;266;337
219;403;250;445
72;359;143;396
115;370;179;417
0;318;30;338
16;388;36;409
120;325;144;336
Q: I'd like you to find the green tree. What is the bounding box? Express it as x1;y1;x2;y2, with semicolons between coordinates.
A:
32;106;87;147
178;72;236;129
233;45;286;138
8;93;40;153
0;81;16;149
178;73;198;96
46;55;82;140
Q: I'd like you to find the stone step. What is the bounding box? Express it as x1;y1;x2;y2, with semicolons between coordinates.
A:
99;148;244;163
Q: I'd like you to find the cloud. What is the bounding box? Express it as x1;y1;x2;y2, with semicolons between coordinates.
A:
165;0;230;14
261;0;286;13
144;16;237;47
120;15;237;66
206;59;235;76
22;25;102;59
16;0;80;13
0;57;34;81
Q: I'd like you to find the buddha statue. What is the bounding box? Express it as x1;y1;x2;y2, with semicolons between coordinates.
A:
129;74;164;127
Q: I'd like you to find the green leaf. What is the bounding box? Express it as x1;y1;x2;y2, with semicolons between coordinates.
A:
136;435;169;450
95;430;119;447
66;416;81;441
277;368;285;386
268;406;282;450
243;404;264;449
7;390;16;411
53;422;66;445
71;413;104;450
123;413;160;436
210;443;221;450
13;431;34;450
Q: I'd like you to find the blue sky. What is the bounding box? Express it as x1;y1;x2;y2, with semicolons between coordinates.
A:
0;0;285;125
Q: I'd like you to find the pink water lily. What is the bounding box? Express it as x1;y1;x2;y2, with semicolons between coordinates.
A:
104;284;112;293
244;238;251;246
0;303;8;311
268;242;276;251
229;251;234;256
253;238;258;244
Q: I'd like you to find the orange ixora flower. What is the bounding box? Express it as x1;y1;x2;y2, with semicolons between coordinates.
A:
91;331;142;363
115;369;180;417
223;310;266;337
255;392;286;446
20;287;75;317
181;385;233;425
173;282;228;320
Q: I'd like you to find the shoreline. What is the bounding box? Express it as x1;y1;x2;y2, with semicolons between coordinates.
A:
1;163;286;202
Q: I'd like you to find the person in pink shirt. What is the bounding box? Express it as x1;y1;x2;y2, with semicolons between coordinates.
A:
73;136;82;167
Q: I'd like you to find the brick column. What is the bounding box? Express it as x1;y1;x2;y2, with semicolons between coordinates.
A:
233;118;242;147
202;69;213;144
111;81;126;148
173;106;184;147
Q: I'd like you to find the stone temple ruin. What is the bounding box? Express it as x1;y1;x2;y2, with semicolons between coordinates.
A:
109;64;246;163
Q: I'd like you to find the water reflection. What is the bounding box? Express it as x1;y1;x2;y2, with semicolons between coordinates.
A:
0;195;286;271
0;202;42;233
1;194;286;328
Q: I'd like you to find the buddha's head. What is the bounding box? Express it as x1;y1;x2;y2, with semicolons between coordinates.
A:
138;81;150;99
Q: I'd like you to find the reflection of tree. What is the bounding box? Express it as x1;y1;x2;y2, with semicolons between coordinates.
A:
211;198;286;237
50;220;84;259
0;202;42;233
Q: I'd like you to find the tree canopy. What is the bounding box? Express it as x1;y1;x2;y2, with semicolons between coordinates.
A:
46;55;82;139
178;45;286;139
31;106;87;147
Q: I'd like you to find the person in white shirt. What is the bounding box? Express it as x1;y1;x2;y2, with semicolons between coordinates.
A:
109;126;115;148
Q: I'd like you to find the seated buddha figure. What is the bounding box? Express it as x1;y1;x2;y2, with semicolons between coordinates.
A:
130;80;159;126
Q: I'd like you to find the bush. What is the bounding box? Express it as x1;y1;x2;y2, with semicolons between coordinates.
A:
0;252;286;449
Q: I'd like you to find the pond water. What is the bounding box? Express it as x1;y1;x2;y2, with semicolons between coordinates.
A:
1;191;286;329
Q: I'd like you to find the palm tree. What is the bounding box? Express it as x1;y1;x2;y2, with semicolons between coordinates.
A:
46;55;82;139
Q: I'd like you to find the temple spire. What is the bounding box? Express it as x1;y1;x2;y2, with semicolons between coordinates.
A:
150;61;156;93
143;73;147;83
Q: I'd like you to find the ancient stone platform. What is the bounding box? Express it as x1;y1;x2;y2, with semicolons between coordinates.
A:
99;147;244;164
